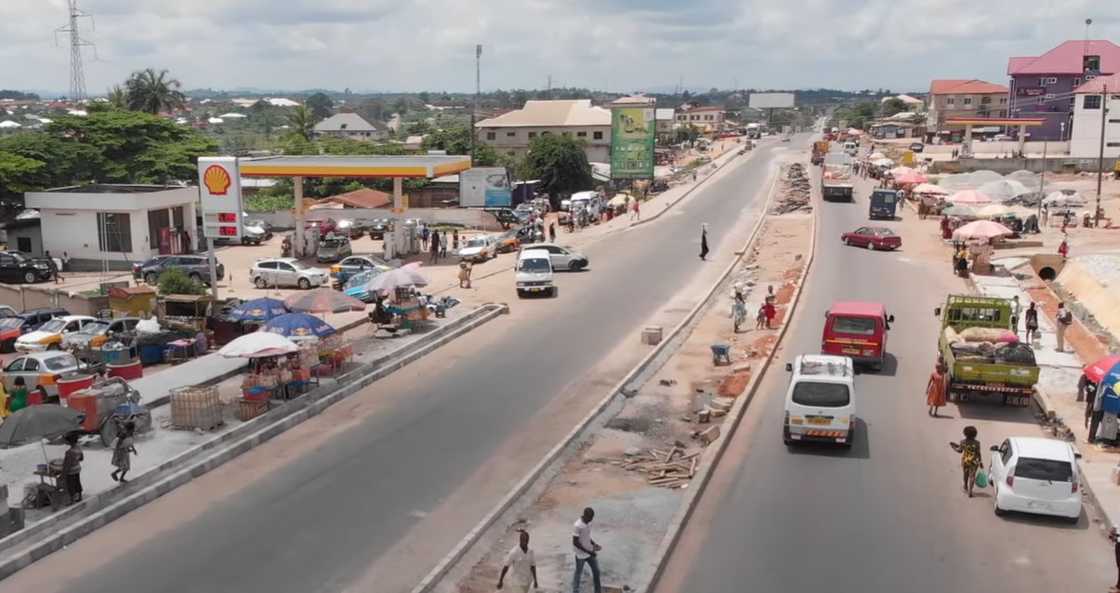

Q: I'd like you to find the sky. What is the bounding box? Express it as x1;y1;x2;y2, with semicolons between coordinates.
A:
2;0;1120;96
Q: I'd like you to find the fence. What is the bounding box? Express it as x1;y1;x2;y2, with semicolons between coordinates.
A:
0;283;109;315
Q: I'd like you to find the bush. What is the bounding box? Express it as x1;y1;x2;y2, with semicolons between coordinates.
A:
157;267;206;295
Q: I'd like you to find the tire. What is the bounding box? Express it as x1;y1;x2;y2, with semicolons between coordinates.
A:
844;238;852;246
570;261;584;272
297;277;311;290
144;272;158;285
517;289;526;298
23;271;36;284
993;499;1006;517
254;276;267;289
866;241;875;251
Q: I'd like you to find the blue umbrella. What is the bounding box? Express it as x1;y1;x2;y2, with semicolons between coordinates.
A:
261;312;336;339
230;298;289;322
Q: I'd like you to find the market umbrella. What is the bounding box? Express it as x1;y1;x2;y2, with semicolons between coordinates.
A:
364;262;429;294
894;169;928;185
952;219;1014;241
869;151;886;160
219;331;300;358
1085;355;1120;384
976;203;1012;218
970;170;1003;185
228;297;289;322
261;312;336;339
946;189;993;205
942;205;978;218
283;288;365;314
1006;170;1041;188
978;179;1030;203
0;406;84;448
1043;190;1087;208
912;183;948;195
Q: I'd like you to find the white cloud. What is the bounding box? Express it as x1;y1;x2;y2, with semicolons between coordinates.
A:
0;0;1118;95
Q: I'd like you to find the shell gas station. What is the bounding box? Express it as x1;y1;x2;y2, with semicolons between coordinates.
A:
943;116;1047;158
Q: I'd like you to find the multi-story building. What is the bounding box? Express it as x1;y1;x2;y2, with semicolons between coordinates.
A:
1008;40;1120;141
674;105;726;133
925;79;1009;134
474;99;612;162
1069;72;1120;158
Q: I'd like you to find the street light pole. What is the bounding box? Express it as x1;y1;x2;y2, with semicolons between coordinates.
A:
1095;84;1108;227
470;44;481;158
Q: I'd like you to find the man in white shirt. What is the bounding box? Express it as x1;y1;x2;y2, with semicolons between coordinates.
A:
498;530;538;592
571;507;602;593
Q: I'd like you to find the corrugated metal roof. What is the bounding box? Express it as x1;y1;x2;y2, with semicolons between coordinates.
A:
475;100;610;128
313;113;379;133
1074;72;1120;94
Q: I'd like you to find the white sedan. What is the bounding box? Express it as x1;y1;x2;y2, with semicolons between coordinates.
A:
990;437;1081;522
457;235;496;263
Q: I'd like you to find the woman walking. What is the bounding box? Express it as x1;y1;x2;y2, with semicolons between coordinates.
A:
949;425;983;497
926;357;948;417
1024;302;1039;344
699;224;710;261
61;432;83;503
110;422;138;483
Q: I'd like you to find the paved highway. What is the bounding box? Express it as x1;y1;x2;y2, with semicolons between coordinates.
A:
653;158;1113;592
5;140;797;593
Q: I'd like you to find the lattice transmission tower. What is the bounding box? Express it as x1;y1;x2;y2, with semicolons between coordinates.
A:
55;0;95;100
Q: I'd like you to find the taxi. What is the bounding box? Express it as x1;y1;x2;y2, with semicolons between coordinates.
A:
15;315;97;353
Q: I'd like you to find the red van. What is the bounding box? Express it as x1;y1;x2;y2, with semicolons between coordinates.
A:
821;301;894;371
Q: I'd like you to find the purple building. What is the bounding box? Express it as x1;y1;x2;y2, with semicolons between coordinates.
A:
1007;40;1120;141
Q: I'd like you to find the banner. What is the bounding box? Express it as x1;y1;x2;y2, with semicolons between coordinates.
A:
1016;87;1044;97
610;107;655;180
459;167;512;208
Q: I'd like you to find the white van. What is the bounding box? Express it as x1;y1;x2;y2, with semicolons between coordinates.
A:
515;248;555;297
567;191;603;218
782;355;856;447
843;141;858;156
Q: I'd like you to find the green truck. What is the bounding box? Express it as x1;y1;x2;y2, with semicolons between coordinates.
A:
934;295;1039;406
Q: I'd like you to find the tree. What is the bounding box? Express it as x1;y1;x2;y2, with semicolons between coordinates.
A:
357;99;385;122
391;97;410;115
305;93;334;121
0;150;46;201
125;68;186;114
422;126;497;165
523;135;592;200
418;91;431;104
286;106;316;142
406;120;433;136
157;267;207;295
107;85;129;109
881;97;909;117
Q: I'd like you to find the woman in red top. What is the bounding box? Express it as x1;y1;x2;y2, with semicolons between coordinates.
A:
1058;237;1069;259
762;300;777;329
926;358;948;417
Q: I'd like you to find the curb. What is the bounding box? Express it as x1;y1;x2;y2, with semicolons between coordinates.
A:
630;143;749;228
0;303;508;581
411;154;784;593
642;159;818;593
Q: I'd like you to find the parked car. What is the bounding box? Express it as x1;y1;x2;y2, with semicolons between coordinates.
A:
17;308;70;332
457;235;496;263
62;317;141;350
841;227;902;251
317;236;353;263
134;254;225;285
368;218;393;239
495;232;522;254
242;219;273;245
15;314;98;352
250;258;330;289
342;268;387;302
330;255;391;288
2;351;90;397
0;251;52;284
334;218;361;239
306;218;337;236
529;243;589;271
909;142;925;153
990;437;1081;522
0;309;70;352
0;305;17;318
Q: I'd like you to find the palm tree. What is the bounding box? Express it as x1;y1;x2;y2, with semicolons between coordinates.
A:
125;68;186;114
106;85;128;109
286;105;315;142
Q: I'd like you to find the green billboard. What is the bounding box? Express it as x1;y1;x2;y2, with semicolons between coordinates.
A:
610;107;655;179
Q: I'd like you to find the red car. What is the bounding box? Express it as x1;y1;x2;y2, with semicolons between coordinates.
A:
841;226;901;251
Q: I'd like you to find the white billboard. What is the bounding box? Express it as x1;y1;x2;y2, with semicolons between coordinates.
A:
197;156;244;241
459;167;511;208
749;92;796;109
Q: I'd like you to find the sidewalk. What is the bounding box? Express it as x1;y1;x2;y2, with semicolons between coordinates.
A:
972;262;1120;530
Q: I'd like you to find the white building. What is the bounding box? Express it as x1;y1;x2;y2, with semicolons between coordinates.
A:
25;184;198;271
1070;73;1120;159
475;100;612;162
313;113;387;141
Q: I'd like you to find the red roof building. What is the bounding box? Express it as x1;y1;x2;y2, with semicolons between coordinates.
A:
926;79;1010;132
1007;40;1120;140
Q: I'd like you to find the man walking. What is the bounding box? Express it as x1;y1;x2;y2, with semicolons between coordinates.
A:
572;507;602;593
45;250;62;284
1010;295;1022;338
549;223;557;243
1055;302;1073;352
497;530;538;592
430;230;441;264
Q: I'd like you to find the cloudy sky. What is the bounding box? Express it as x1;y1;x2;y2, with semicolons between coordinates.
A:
2;0;1119;96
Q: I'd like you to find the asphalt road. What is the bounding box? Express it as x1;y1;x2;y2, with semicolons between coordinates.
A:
653;155;1113;593
8;141;794;593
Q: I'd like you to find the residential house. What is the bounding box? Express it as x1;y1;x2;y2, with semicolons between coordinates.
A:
1069;72;1120;158
1008;40;1120;141
655;108;676;143
312;113;388;141
474;99;612;162
926;79;1009;133
674;105;726;133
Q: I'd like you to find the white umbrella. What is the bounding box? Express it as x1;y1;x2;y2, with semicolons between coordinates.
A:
978;179;1030;203
219;331;299;358
970;170;1003;185
976;204;1012;218
952;220;1014;241
1006;170;1040;188
364;262;429;294
1043;191;1086;208
872;158;894;167
912;183;947;195
938;173;978;192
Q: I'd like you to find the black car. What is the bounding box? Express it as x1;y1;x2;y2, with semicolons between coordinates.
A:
0;252;52;284
133;255;225;285
367;218;392;239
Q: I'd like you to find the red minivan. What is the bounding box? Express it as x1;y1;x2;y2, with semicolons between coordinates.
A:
822;301;894;371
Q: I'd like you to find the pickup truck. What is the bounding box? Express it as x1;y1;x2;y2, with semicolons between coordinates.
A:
935;295;1039;406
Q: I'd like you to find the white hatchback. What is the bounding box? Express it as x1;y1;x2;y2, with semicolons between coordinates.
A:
782;354;856;448
990;437;1081;522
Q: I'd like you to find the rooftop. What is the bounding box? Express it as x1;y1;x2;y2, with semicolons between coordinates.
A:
1009;437;1075;460
1074;72;1120;94
929;79;1009;95
1008;40;1120;75
40;184;184;194
239;155;472;179
828;300;887;316
313;112;381;133
475;100;610;128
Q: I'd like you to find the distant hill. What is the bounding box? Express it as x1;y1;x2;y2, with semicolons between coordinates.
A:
0;90;41;101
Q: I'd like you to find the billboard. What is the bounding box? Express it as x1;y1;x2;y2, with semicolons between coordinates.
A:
610;107;655;179
460;167;512;208
749;92;796;109
197;156;243;241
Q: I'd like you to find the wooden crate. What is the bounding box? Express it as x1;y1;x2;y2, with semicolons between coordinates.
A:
170;385;223;431
238;399;269;422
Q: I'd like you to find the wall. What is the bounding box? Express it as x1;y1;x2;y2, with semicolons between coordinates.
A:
1009;74;1083;140
5;226;42;257
1069;93;1120;158
479;125;611;163
930;154;1119;174
920;140;1070;155
248;207;506;231
39;210;150;267
0;283;109;316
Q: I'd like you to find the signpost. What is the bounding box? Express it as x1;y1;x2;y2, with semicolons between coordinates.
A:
459;167;512;207
197;156;245;298
610;99;656;180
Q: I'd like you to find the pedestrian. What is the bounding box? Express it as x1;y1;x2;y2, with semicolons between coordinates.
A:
1109;526;1120;593
571;507;602;593
61;432;83;503
949;425;983;497
1058;236;1070;259
430;230;441;264
420;223;429;251
439;233;448;259
61;251;71;272
1078;372;1092;403
926;357;948;417
762;298;777;329
45;250;62;284
452;229;460;251
110;421;138;483
1056;302;1073;352
549;223;557;243
7;377;28;415
1010;295;1022;337
755;303;767;329
458;261;473;289
699;224;709;261
692;171;697;183
1041;204;1049;227
1024;302;1039;345
497;529;538;592
1090;381;1105;444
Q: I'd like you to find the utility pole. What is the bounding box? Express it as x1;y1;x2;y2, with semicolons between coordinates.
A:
1038;140;1047;222
470;44;481;158
56;0;95;101
547;75;552;99
1096;84;1108;226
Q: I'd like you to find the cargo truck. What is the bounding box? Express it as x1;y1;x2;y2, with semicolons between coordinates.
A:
811;140;829;165
934;295;1039;407
820;157;854;201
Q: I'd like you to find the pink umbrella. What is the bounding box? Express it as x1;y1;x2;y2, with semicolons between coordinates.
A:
912;183;947;195
946;189;992;205
894;170;928;185
952;220;1014;241
283;287;365;313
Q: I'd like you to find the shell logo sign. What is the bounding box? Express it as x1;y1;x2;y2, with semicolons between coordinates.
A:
203;165;232;195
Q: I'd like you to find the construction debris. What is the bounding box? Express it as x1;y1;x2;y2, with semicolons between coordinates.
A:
771;162;812;215
610;446;701;489
693;425;721;446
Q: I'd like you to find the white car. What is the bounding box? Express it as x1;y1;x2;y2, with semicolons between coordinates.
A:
530;243;589;272
15;315;98;352
457;235;496;263
782;354;856;448
515;249;555;297
250;258;330;290
990;437;1081;522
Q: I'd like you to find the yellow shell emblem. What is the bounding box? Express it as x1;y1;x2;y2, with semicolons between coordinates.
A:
203;165;232;196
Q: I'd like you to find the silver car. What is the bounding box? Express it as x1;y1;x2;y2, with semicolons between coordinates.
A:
251;258;330;290
2;351;86;396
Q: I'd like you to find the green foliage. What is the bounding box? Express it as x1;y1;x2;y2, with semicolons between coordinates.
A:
125;68;186;114
421;126;497;165
0;151;45;200
305;93;333;121
106;85;128;109
523;135;592;199
286;106;315;142
245;192;293;212
157;267;207;295
406;120;433;135
881;97;909;117
356;99;385;123
830;101;879;131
